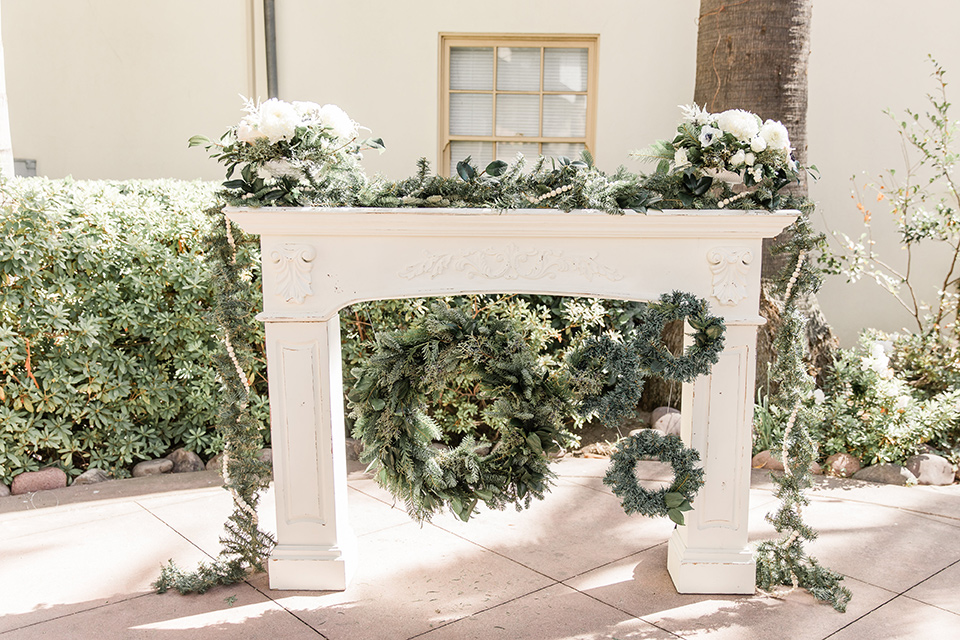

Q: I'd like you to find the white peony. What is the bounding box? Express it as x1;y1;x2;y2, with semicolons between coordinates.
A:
729;149;746;167
716;109;760;142
257;98;300;144
236;115;265;144
318;104;359;142
674;147;691;168
750;136;767;153
760;119;791;152
699;125;722;147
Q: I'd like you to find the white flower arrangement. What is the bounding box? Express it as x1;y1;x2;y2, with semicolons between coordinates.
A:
190;97;383;204
633;105;802;196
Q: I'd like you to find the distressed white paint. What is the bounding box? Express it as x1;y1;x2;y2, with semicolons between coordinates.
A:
228;207;796;593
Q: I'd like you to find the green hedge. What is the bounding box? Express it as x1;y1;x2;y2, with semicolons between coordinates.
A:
0;177;272;482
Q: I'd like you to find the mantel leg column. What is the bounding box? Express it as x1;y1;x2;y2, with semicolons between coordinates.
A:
262;314;355;590
667;321;759;594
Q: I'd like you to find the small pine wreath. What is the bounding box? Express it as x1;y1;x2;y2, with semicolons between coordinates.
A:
603;429;704;525
348;303;574;523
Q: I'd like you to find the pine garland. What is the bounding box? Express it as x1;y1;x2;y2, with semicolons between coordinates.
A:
153;204;276;595
754;210;853;612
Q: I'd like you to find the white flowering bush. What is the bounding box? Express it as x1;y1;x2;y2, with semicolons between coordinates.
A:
815;332;960;465
635;105;803;208
190;98;383;206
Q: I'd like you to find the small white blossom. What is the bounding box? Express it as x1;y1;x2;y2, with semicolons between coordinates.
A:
679;103;712;126
674;147;691;168
744;152;756;166
760;119;791;152
258;98;300;144
716;109;761;142
729;149;746;167
750;166;764;182
813;389;826;405
894;395;910;410
699;126;722;147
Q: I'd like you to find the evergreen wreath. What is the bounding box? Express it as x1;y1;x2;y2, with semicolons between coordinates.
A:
603;429;704;525
347;303;575;523
633;291;726;383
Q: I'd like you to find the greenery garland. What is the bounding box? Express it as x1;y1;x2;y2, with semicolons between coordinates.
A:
603;429;704;525
347;303;575;523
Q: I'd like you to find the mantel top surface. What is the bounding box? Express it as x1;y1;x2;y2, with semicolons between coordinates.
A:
226;207;798;239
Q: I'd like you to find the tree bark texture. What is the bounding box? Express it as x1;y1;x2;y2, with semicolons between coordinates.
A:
693;0;837;393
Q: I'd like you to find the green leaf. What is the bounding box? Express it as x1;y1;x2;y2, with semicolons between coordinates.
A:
484;160;508;177
456;157;476;181
370;398;385;411
526;432;542;453
664;492;685;508
668;508;686;525
188;135;211;148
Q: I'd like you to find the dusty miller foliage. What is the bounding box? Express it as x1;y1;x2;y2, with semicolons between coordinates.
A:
754;210;853;612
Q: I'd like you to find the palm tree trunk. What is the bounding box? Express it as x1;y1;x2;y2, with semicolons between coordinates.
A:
694;0;837;389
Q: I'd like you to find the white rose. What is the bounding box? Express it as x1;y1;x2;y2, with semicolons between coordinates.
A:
760;119;791;152
750;136;767;153
235;115;265;144
674;147;691;168
716;109;760;142
318;104;359;142
729;149;746;167
257;98;300;144
699;125;722;147
744;152;756;166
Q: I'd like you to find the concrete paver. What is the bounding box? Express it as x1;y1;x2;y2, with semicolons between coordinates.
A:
0;458;956;639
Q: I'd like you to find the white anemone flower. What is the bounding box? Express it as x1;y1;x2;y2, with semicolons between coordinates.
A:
699;125;722;147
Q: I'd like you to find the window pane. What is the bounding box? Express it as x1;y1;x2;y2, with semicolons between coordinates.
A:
542;94;586;137
542;142;585;161
495;94;539;137
451;47;493;90
450;141;494;176
496;47;540;91
497;142;540;163
544;48;588;92
450;94;493;136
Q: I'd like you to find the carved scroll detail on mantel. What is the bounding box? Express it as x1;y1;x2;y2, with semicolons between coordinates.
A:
708;247;753;306
270;244;317;304
399;244;624;282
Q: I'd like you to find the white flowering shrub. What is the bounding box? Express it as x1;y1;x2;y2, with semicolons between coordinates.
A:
815;332;960;465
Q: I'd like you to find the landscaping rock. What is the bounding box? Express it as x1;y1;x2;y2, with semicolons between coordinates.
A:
905;454;955;486
751;450;784;471
165;448;205;473
206;453;222;472
132;458;174;477
72;469;110;485
11;467;68;494
650;406;679;425
652;411;682;437
853;463;917;486
0;483;10;497
824;452;862;478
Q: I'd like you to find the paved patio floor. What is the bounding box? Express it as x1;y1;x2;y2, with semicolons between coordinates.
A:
1;457;958;639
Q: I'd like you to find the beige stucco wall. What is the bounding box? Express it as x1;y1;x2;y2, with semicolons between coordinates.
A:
3;0;959;345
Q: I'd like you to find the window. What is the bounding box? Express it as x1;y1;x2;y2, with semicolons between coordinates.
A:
439;34;598;176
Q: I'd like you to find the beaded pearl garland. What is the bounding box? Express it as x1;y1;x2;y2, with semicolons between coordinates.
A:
524;183;574;204
717;190;752;209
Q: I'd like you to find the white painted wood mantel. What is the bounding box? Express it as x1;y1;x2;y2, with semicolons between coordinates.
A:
226;206;797;594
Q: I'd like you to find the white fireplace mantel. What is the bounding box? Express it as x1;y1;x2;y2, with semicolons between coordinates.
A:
227;206;797;594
